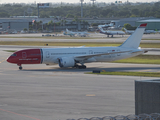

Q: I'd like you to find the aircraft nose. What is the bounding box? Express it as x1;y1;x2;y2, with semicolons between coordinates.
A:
7;56;12;63
6;53;18;64
7;56;14;63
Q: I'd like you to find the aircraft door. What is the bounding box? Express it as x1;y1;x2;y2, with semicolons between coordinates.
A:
111;50;116;60
107;50;115;60
89;50;93;54
46;51;50;58
22;52;27;59
117;50;121;56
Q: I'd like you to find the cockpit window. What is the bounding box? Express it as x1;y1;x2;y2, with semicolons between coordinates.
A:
11;53;17;56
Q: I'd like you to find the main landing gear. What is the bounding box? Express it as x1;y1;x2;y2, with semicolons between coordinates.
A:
74;64;87;69
17;64;23;70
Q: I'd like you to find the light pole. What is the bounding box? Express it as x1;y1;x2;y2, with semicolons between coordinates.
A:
90;0;96;5
80;0;84;18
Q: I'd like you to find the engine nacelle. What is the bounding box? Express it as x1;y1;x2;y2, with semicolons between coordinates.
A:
58;57;75;68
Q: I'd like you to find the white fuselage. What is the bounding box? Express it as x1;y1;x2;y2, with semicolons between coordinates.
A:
41;46;143;65
99;28;125;36
105;31;125;35
125;30;135;34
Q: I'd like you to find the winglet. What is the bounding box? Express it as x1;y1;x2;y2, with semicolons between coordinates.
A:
139;23;147;27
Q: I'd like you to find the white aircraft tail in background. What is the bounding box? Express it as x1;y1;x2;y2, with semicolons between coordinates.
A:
98;23;114;29
124;28;135;34
144;30;156;34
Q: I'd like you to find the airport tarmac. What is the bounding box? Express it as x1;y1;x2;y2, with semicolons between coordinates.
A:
0;46;160;120
0;32;160;120
0;32;160;39
0;33;160;43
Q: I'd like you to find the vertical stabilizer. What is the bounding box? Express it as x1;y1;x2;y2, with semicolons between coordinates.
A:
99;27;106;33
120;23;147;49
124;28;127;32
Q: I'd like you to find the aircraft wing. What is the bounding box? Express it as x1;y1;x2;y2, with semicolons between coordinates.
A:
74;50;131;60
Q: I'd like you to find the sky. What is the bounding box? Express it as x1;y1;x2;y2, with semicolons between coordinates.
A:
0;0;158;4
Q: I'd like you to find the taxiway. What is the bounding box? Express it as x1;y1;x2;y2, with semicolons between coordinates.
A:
0;33;160;120
0;45;160;120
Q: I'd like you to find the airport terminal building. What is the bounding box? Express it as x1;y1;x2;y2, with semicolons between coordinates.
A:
0;18;32;31
0;17;118;32
136;19;160;30
0;17;160;32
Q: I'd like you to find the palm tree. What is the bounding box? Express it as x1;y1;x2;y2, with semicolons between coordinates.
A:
39;20;43;30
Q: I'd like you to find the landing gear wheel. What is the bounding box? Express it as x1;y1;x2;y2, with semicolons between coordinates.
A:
75;64;79;68
19;66;22;70
78;65;86;69
82;65;86;69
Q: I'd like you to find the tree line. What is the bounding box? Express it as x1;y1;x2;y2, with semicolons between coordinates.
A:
0;2;160;18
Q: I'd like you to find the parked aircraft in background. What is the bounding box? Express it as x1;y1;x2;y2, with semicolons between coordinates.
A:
7;23;147;70
99;27;125;37
144;30;156;34
156;30;160;34
124;28;135;34
98;23;114;29
64;29;89;37
124;28;157;34
63;31;76;37
76;32;90;37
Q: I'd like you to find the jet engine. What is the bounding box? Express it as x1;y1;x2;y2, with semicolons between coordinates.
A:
58;57;75;68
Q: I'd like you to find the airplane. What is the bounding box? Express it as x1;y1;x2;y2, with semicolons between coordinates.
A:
98;23;114;29
7;23;147;70
124;28;135;34
144;30;156;34
64;29;89;37
99;27;125;37
63;31;76;37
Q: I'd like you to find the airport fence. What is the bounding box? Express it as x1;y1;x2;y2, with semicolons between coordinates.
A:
66;113;160;120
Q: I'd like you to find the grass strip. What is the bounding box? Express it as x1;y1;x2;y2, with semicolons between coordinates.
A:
142;39;160;40
0;41;120;46
0;41;160;48
112;55;160;64
0;36;107;39
3;50;17;52
139;43;160;48
87;71;160;77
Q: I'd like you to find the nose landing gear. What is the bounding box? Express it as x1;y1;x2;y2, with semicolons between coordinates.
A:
17;64;22;70
19;66;22;70
74;64;87;69
78;65;86;69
